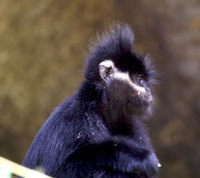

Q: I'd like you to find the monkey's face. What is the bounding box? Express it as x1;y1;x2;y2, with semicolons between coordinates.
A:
99;60;153;116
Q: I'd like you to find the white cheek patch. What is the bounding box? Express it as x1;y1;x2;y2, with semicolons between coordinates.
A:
114;72;146;93
99;59;146;94
99;60;116;81
99;60;115;69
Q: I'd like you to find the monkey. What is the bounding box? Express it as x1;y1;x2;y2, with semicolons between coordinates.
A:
22;24;160;178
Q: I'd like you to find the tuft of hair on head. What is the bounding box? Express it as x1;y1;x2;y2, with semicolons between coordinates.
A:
90;23;134;53
84;23;135;82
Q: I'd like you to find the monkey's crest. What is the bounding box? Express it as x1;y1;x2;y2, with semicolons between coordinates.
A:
84;24;156;86
85;24;134;80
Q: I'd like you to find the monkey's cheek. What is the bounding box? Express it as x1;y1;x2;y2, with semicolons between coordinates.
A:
107;80;131;98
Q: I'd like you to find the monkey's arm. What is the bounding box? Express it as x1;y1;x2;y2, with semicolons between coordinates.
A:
56;138;159;178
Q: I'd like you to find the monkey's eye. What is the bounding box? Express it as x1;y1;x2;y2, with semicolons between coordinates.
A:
137;74;144;81
136;74;145;85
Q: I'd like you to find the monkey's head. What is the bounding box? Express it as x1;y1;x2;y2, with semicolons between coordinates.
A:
84;24;156;117
99;59;153;116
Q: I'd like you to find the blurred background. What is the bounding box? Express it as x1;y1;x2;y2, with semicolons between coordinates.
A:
0;0;200;177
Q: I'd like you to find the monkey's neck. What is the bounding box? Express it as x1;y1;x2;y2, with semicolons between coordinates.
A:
98;94;150;143
100;107;149;145
110;119;134;136
98;102;133;136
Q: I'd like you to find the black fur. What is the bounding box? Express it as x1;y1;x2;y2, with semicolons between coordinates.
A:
22;24;159;178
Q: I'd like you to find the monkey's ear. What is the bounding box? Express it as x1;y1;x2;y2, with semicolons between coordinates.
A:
99;60;115;81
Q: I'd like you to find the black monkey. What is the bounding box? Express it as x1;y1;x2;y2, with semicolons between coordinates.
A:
22;24;160;178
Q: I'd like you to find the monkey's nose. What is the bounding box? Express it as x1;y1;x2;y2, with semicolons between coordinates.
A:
138;88;153;102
